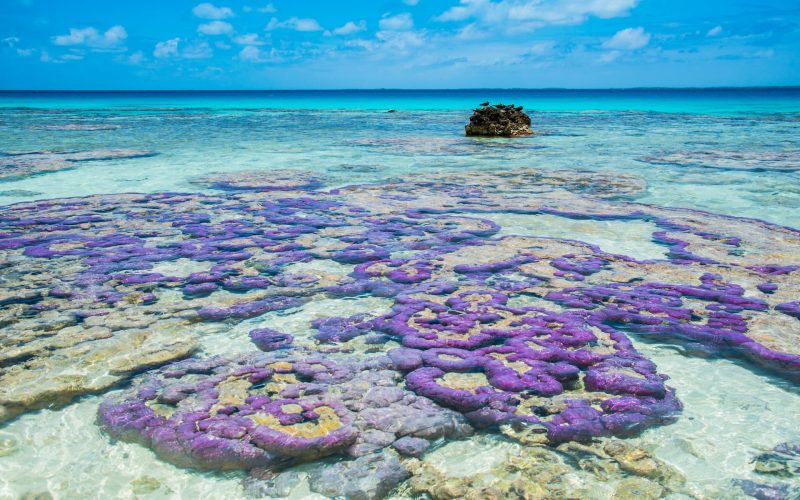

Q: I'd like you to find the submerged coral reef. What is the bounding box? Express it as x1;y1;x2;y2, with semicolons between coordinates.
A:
2;167;800;497
0;149;158;180
639;150;800;171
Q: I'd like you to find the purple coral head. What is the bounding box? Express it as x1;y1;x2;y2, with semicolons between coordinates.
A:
387;347;424;371
542;403;605;443
331;244;390;264
420;348;482;372
312;314;373;343
405;366;513;413
583;359;666;398
248;399;357;459
249;329;294;351
445;289;508;312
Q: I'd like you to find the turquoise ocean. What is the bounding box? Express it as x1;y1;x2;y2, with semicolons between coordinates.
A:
1;89;800;499
1;89;799;224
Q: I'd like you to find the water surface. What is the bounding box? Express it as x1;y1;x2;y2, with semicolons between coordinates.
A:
1;89;799;499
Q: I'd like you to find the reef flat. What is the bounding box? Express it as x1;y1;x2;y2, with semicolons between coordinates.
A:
2;168;800;498
0;149;158;181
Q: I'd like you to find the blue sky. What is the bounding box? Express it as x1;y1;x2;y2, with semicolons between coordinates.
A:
1;0;798;89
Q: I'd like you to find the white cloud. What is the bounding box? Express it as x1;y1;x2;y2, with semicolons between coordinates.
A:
332;21;367;36
266;17;323;32
599;50;621;63
403;0;420;5
192;3;234;19
456;23;486;40
437;0;639;29
379;13;414;31
52;25;127;51
40;51;61;63
16;48;35;56
198;20;234;35
125;51;145;64
243;3;276;13
707;25;722;37
375;29;425;50
238;45;282;62
154;38;180;58
61;53;84;61
3;36;20;47
602;26;650;50
239;45;261;61
182;41;213;59
528;40;556;56
233;33;267;45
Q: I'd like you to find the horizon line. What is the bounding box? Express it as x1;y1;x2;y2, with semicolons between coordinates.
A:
1;86;799;93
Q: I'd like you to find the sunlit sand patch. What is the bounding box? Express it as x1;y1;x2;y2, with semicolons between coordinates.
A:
482;212;668;261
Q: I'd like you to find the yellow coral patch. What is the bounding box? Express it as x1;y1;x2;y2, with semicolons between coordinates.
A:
51;242;84;251
464;293;493;304
268;361;293;371
487;352;531;374
272;373;298;384
249;405;342;438
145;400;176;418
438;372;490;393
210;377;252;415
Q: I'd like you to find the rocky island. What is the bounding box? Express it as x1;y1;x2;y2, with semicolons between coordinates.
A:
465;103;533;137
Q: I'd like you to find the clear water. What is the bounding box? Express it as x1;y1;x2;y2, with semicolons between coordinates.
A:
1;89;800;499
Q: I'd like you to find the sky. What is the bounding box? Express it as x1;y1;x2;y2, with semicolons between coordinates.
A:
1;0;799;89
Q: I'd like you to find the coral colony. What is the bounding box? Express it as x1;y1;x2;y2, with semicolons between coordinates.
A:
2;167;800;497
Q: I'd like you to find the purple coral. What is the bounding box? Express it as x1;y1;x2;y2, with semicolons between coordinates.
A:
98;354;358;470
249;329;294;351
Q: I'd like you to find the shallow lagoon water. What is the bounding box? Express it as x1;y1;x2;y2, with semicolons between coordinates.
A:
1;90;800;499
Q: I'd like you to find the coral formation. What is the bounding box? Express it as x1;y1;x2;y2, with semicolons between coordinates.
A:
402;436;686;499
639;150;800;171
0;149;157;180
1;166;799;496
465;103;533;137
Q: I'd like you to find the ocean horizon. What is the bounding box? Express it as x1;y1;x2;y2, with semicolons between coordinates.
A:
2;87;799;114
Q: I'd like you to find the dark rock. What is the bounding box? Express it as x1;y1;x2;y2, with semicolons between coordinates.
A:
465;103;533;137
392;436;430;457
308;452;410;500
